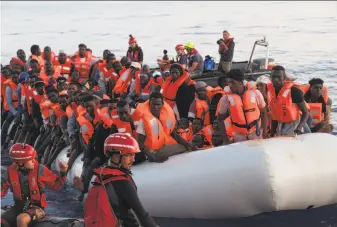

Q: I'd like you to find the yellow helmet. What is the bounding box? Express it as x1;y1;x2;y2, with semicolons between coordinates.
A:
184;41;195;49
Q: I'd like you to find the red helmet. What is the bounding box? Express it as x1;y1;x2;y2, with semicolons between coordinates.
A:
104;133;140;156
9;143;37;164
175;44;185;51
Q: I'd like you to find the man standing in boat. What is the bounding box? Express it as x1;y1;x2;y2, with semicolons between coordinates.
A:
218;30;235;74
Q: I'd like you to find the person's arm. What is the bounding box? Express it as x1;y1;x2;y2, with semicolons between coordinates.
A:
324;97;332;123
187;99;196;122
171;129;193;150
110;180;158;227
216;95;230;141
39;164;67;190
189;56;199;72
291;87;309;133
255;90;268;135
5;86;18;116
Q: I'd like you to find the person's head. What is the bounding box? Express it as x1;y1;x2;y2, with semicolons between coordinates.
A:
106;53;116;68
149;92;164;118
226;70;245;94
184;42;195;55
17;49;26;62
175;44;185;55
11;72;19;84
169;63;183;81
56;77;68;91
81;94;95;115
128;34;137;48
68;82;80;97
192;118;203;134
104;133;140;170
223;30;230;41
59;93;69;110
192;134;204;148
92;92;103;105
217;75;227;89
58;51;67;64
212;129;225;147
1;66;12;78
30;59;40;73
309;78;324;98
178;118;190;130
71;70;80;82
110;98;119;110
142;64;151;74
140;73;150;86
256;75;270;97
271;65;286;89
120;56;129;67
34;79;45;95
46;86;59;103
9;143;37;170
103;49;111;60
30;45;41;56
78;44;87;57
43;46;51;60
117;99;132;122
45;61;54;73
195;81;207;100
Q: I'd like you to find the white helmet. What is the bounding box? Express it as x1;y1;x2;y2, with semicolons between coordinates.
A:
152;71;162;77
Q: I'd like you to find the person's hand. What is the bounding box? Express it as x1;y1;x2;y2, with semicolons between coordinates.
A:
73;176;84;192
146;151;168;163
58;161;68;173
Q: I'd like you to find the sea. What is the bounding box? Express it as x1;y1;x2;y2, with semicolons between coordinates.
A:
1;1;337;226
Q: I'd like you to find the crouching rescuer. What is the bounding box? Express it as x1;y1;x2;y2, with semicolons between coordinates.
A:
83;133;159;227
1;143;68;227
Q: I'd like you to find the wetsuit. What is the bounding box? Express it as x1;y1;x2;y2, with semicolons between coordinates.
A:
100;167;158;227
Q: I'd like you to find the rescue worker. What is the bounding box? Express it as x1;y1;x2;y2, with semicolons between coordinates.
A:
126;34;144;64
188;81;211;126
137;92;194;162
24;45;43;72
1;143;68;227
75;133;158;227
184;42;204;77
175;44;188;69
217;70;268;142
53;50;74;81
218;30;235;73
1;72;20;149
161;63;196;119
269;65;309;136
302;78;333;133
17;49;27;63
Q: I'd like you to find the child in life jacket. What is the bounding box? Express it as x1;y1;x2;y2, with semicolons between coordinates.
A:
1;143;68;227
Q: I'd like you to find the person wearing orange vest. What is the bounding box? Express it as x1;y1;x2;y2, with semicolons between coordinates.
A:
97;53;120;94
1;67;11;124
41;46;55;62
17;49;27;64
24;45;43;72
188;81;211;126
255;75;272;136
10;57;25;74
126;34;144;64
217;70;268;142
1;143;68;227
72;43;94;82
176;118;193;142
190;118;213;149
302;78;333;133
207;75;227;123
27;59;41;75
53;50;74;81
137;92;194;163
39;61;61;85
56;77;68;92
113;61;141;97
268;65;309;136
161;63;196;119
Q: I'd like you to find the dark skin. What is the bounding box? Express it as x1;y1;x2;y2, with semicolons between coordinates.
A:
140;74;150;88
83;100;95;118
71;71;80;82
35;84;45;95
103;50;111;60
170;68;180;82
192;118;203;134
212;129;228;147
217;78;268;140
67;84;79;98
118;105;132;122
17;49;26;62
192;134;204;148
30;62;40;74
57;81;68;92
270;70;309;135
43;46;52;61
79;46;86;58
58;53;67;64
59;96;69;110
47;92;59;104
196;86;207;100
11;73;19;85
45;61;54;76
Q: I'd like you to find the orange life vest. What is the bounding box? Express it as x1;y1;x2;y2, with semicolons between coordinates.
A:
1;74;6;104
96;107;114;128
299;84;329;103
39;99;53;124
53;57;72;81
31;55;44;67
161;71;190;108
51;103;66;124
21;84;33;115
307;103;324;127
8;162;48;208
32;89;47;104
177;124;193;142
267;82;301;123
195;98;210;125
113;118;137;138
206;86;225;102
66;105;74;118
73;52;92;79
226;87;261;135
77;105;87;117
135;76;153;96
113;69;139;94
77;115;94;144
3;79;19;111
195;124;213;147
141;101;177;150
98;64;119;83
39;67;61;84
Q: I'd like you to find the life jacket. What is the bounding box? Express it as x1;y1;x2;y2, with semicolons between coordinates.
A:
84;167;135;227
41;51;56;62
51;103;66;125
66;105;74;118
73;52;92;79
161;70;190;108
134;76;153;96
127;47;141;62
98;64;119;83
39;67;61;85
214;90;235;138
21;84;33;115
267;82;301;123
53;57;72;81
113;118;137;138
195;98;210;125
3;79;19;111
8;162;47;208
97;107;114;128
206;86;225;102
226;86;261;135
133;102;147;127
32;89;47;104
1;74;6;104
141;101;177;150
77;114;95;144
194;124;214;148
39;99;53;124
300;84;329;103
77;105;87;117
153;76;163;87
113;69;139;94
177;125;193;142
225;38;234;48
31;55;44;67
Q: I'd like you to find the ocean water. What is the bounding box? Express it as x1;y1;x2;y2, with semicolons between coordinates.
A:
1;1;337;226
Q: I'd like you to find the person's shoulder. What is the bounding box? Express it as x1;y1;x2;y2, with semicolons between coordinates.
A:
291;85;303;94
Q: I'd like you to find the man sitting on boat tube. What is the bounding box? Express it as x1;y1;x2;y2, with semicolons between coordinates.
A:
217;69;268;142
136;92;195;162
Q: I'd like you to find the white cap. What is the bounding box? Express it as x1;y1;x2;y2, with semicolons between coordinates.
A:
59;49;66;55
195;81;207;90
256;75;271;84
130;62;141;69
152;71;162;77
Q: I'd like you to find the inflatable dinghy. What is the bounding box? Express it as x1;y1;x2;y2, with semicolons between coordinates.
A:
53;133;337;219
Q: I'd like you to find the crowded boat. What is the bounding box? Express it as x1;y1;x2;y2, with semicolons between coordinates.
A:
1;31;335;227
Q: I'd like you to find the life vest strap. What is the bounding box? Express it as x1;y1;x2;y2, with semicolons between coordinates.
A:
231;119;259;130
